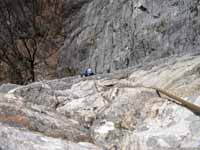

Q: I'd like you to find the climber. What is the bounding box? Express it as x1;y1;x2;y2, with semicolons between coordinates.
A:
81;67;94;77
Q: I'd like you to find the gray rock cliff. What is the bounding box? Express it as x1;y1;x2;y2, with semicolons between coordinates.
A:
0;54;200;149
58;0;200;77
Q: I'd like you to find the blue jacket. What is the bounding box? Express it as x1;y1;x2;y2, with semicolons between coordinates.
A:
83;68;94;77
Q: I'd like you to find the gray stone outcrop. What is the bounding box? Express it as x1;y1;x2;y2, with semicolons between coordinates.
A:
0;54;200;149
58;0;200;76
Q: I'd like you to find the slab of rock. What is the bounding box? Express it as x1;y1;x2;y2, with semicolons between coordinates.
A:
8;83;58;109
0;83;20;93
1;55;200;149
0;93;92;143
58;0;200;76
57;55;200;149
0;123;102;150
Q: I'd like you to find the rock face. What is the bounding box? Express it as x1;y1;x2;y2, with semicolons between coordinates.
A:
58;0;200;76
0;123;100;150
0;54;200;149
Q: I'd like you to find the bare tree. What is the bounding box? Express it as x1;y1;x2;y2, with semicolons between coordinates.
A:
0;0;64;84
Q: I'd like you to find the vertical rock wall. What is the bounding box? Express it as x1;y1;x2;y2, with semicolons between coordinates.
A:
58;0;200;77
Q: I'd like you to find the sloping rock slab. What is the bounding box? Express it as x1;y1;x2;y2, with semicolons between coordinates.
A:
0;123;102;150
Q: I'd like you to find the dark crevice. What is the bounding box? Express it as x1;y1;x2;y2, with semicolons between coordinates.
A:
138;5;149;14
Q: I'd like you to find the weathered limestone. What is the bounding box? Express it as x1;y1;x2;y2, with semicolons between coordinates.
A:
0;54;200;149
58;0;200;76
0;123;102;150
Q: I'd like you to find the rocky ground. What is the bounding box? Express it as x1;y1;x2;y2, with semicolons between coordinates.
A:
0;53;200;150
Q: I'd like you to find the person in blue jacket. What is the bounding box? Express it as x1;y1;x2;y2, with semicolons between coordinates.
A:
81;67;94;77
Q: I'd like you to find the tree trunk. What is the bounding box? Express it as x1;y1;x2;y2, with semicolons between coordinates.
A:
30;61;35;82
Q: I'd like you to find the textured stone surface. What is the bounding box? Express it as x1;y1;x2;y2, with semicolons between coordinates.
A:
0;93;92;143
0;83;19;93
1;54;200;149
0;123;101;150
58;0;200;76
